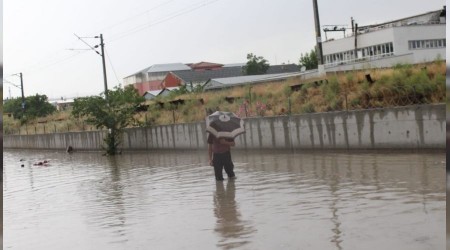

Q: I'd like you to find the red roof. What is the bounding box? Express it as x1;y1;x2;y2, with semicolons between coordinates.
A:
189;61;224;70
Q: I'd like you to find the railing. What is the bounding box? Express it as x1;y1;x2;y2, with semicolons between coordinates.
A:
324;53;395;68
3;122;102;136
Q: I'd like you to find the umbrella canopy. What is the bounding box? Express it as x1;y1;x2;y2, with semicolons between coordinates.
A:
206;111;245;139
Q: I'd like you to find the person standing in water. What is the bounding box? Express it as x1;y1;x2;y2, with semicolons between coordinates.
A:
208;134;236;181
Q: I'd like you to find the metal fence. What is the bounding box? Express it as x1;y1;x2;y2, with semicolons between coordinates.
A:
4;122;101;136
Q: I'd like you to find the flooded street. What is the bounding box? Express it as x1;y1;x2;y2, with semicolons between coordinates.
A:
3;149;446;250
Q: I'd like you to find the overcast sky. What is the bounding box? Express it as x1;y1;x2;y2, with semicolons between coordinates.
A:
3;0;446;99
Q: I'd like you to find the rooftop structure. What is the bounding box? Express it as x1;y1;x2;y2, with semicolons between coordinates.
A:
203;71;312;91
146;63;191;73
125;60;303;94
143;87;179;100
162;64;301;90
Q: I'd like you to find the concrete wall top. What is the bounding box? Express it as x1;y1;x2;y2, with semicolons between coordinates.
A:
3;104;445;151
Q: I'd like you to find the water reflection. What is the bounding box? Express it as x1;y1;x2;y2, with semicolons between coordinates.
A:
232;150;445;249
327;157;342;250
80;157;129;244
213;180;255;249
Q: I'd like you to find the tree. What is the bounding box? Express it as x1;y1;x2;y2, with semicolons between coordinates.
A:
299;49;318;70
3;94;56;122
3;98;23;120
243;53;270;75
72;85;145;155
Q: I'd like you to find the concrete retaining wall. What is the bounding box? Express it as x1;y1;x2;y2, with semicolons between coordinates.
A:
4;104;445;151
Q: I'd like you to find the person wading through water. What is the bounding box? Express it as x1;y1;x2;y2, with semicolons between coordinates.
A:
208;134;236;181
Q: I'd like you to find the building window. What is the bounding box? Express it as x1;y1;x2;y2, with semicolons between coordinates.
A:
323;41;394;65
408;39;446;50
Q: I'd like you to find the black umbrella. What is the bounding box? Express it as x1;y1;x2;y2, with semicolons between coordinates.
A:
206;111;245;139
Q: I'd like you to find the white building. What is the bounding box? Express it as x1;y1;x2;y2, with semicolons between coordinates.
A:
322;6;446;72
50;98;75;111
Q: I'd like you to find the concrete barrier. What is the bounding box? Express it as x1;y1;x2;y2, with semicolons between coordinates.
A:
4;104;445;151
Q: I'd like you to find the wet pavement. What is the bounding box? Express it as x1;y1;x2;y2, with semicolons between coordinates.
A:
3;149;446;250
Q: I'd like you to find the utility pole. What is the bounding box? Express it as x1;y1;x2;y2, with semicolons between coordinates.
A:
74;33;108;100
354;23;358;59
97;34;108;100
312;0;324;65
19;73;25;111
11;72;26;114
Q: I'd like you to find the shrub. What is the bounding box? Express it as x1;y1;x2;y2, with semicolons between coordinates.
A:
434;54;444;66
205;95;224;111
407;70;434;96
146;104;162;124
329;99;343;111
350;98;361;108
346;73;354;84
301;103;315;113
3;115;20;135
433;72;445;87
361;81;370;92
283;83;292;97
321;76;341;108
388;70;408;91
393;63;413;71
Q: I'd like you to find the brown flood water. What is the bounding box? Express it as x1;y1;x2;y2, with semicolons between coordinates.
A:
3;149;446;250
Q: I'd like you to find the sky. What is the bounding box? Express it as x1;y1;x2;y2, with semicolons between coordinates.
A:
3;0;446;100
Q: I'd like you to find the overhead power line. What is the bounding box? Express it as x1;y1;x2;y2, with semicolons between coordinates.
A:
32;51;88;72
6;0;222;83
96;0;178;34
3;79;20;88
109;0;221;42
6;0;181;77
105;48;121;87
